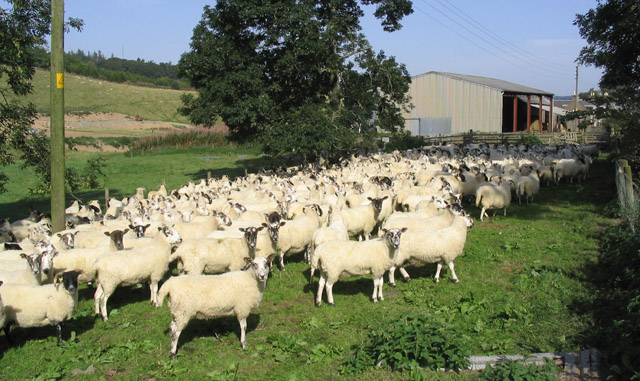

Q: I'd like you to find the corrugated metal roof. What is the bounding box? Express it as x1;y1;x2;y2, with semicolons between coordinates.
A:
414;71;554;97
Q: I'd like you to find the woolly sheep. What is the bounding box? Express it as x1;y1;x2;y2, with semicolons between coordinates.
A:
341;196;388;241
1;271;80;344
475;180;512;221
271;205;322;270
155;254;276;358
93;225;182;321
389;214;468;285
307;207;350;284
313;228;406;306
516;169;540;204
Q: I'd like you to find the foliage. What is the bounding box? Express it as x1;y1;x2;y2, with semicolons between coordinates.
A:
574;0;640;167
342;314;471;374
29;154;106;196
178;0;413;161
128;127;237;155
384;130;425;152
0;0;82;194
479;358;559;381
517;133;543;147
592;222;640;379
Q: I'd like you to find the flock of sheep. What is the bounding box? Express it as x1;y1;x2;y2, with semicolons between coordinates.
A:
0;141;598;358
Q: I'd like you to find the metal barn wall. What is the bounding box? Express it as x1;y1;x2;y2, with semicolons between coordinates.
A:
404;72;503;136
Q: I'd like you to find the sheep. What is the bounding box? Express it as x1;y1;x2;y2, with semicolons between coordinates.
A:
0;271;80;344
516;169;540;204
0;253;42;286
307;207;350;284
553;157;590;184
313;228;406;307
170;226;264;275
475;180;512;221
154;254;276;358
93;225;183;321
51;230;127;285
270;204;322;270
389;214;468;286
340;196;388;241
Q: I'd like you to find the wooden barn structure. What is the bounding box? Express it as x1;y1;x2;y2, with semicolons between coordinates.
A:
404;71;556;136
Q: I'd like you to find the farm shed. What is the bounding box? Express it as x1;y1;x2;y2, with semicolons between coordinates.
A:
403;71;557;136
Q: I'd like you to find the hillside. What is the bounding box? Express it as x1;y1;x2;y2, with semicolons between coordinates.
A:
26;69;194;125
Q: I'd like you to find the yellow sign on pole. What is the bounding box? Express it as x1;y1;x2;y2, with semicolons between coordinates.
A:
56;72;64;88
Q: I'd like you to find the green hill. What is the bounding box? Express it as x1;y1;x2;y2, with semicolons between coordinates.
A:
25;69;194;124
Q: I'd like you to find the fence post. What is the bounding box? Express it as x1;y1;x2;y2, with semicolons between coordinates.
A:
104;188;109;213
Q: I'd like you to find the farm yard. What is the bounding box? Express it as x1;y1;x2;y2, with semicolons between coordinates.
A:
0;132;617;379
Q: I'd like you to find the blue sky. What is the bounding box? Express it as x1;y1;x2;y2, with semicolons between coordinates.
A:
31;1;605;96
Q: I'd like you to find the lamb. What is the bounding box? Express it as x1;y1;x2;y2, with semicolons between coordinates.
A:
341;196;388;241
0;271;80;344
154;254;276;358
389;214;468;286
170;226;263;275
313;228;406;306
0;257;41;286
93;225;183;321
475;180;512;221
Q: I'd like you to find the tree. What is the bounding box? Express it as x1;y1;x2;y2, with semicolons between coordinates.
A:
574;0;640;166
0;0;82;194
178;0;413;162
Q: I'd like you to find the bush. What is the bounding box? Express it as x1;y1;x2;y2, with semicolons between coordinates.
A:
518;133;543;146
341;314;471;374
384;131;425;152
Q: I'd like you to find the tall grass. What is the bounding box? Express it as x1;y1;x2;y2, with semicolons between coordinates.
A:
128;126;233;155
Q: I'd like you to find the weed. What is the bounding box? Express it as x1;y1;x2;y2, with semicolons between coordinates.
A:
479;358;559;380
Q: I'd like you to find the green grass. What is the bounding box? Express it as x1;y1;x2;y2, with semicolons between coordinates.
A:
14;69;196;124
0;153;615;379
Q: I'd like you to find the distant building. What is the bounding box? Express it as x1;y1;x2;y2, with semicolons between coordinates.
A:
404;71;561;136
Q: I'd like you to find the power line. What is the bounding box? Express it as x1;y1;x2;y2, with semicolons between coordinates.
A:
416;0;574;80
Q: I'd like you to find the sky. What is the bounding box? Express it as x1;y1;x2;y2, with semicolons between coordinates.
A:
14;0;605;96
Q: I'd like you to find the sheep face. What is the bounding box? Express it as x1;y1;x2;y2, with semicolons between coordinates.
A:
158;225;182;246
55;271;80;294
215;212;232;226
238;226;264;249
128;223;150;239
104;229;129;250
20;253;43;275
57;232;78;249
367;196;389;213
244;254;275;282
382;228;407;250
450;203;475;228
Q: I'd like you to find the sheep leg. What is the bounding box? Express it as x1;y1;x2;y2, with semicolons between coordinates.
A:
238;317;248;350
448;261;459;283
388;266;397;287
399;267;411;282
325;281;335;306
434;262;443;283
149;281;158;304
94;284;104;316
308;266;315;286
55;324;63;344
278;252;285;271
372;276;384;302
503;207;507;217
3;325;13;346
315;276;326;307
100;291;112;322
169;320;182;359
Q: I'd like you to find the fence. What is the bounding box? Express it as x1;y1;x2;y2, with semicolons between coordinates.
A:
615;160;639;233
413;130;609;146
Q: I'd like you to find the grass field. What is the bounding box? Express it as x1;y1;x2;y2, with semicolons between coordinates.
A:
17;69;194;124
0;151;616;380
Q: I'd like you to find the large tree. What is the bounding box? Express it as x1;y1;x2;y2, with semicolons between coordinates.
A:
178;0;413;161
574;0;640;166
0;0;82;194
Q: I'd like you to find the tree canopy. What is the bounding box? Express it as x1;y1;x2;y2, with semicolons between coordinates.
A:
574;0;640;166
178;0;413;161
0;0;82;194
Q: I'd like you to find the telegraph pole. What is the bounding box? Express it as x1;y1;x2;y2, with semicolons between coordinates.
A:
50;0;65;233
574;65;580;111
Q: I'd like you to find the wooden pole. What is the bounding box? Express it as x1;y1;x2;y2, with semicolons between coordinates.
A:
50;0;65;233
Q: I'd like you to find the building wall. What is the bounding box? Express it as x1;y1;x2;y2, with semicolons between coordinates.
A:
404;72;503;136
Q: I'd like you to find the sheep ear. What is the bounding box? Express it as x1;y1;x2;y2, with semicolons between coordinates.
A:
57;233;62;238
19;253;27;259
239;228;246;233
104;231;111;237
401;227;408;233
257;226;265;231
367;197;373;201
261;222;268;228
123;228;130;235
266;254;276;264
129;224;135;229
244;257;253;265
280;221;286;227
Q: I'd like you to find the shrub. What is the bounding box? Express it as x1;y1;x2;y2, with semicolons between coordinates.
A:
384;131;425;152
341;314;471;374
518;133;543;146
479;358;559;381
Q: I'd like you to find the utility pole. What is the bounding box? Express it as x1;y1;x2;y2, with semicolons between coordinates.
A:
574;65;580;111
50;0;65;233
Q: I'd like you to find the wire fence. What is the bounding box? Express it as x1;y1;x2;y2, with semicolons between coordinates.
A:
615;159;639;233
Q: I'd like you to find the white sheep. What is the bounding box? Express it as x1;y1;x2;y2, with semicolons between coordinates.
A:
93;225;182;321
475;180;512;221
307;207;350;284
516;169;540;204
313;228;406;306
155;254;276;358
0;271;80;344
389;214;468;286
272;205;322;270
341;196;388;241
169;226;263;275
